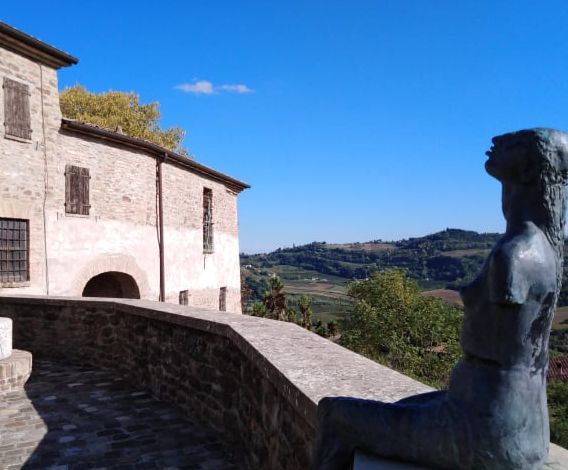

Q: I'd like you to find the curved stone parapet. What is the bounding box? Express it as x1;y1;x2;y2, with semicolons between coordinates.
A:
0;317;12;360
0;295;565;469
0;295;430;469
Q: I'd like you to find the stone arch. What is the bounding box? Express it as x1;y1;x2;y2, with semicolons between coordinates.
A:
71;254;151;299
82;271;141;299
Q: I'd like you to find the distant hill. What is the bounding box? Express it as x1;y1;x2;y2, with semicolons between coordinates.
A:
241;229;500;320
242;228;499;288
241;228;568;320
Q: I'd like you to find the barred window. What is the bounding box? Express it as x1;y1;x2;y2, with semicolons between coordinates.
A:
0;218;29;283
65;165;90;215
203;188;214;253
219;287;227;311
3;77;32;141
179;290;189;305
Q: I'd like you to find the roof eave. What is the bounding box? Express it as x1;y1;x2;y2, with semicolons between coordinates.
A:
60;119;250;193
0;23;78;69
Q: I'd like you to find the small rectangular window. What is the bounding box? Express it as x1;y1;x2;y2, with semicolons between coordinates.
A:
179;290;189;305
65;165;90;215
203;188;214;253
3;77;32;140
0;218;29;283
219;286;227;311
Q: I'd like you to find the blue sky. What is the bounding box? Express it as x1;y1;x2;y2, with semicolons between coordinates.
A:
5;1;568;253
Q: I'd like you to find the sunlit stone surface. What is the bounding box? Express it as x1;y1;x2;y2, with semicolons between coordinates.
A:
0;317;12;360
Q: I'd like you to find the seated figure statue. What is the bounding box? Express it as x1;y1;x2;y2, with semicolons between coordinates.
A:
312;128;568;470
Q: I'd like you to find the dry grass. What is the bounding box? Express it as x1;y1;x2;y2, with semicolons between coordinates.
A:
284;282;349;300
553;306;568;330
421;289;463;306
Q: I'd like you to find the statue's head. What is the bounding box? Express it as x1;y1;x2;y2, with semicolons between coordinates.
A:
486;128;568;252
485;128;568;185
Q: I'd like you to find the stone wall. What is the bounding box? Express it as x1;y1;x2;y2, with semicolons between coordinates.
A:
0;46;61;293
0;43;243;312
0;295;432;469
49;132;242;311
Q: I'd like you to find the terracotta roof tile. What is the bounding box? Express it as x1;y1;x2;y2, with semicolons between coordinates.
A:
549;356;568;380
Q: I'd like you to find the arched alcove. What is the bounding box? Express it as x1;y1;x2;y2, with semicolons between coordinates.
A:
82;271;141;299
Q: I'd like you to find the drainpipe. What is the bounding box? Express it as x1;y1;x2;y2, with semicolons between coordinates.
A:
157;153;166;302
39;64;50;295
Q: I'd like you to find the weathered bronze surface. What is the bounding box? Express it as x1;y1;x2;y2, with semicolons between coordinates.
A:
312;129;568;470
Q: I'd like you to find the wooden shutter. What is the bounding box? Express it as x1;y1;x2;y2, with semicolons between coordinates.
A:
65;165;90;215
203;188;214;252
3;78;32;140
80;167;90;215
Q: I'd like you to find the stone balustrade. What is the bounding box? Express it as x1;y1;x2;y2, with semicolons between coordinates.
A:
0;295;565;469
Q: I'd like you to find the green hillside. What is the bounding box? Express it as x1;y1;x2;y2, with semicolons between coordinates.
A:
241;228;568;322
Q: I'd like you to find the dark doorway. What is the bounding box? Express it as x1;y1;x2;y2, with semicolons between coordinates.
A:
82;271;141;299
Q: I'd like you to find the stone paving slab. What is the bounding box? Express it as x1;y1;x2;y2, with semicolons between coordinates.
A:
0;360;240;469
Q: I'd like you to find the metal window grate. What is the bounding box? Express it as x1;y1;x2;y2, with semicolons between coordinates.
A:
219;286;227;311
203;188;214;253
0;218;29;282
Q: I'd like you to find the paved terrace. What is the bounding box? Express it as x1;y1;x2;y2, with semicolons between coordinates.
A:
0;360;239;469
0;296;567;469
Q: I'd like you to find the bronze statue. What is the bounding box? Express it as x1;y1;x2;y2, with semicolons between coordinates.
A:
312;129;568;470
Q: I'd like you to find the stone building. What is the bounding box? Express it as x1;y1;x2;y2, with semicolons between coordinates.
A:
0;23;248;312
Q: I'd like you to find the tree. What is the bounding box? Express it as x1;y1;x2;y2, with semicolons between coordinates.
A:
298;295;313;330
314;319;327;337
286;307;298;324
327;320;338;338
340;269;463;387
60;85;188;155
548;380;568;448
240;271;252;313
262;276;288;320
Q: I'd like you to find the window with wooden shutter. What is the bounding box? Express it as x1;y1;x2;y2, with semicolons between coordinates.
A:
219;287;227;311
65;165;91;215
0;218;29;283
203;188;214;253
3;77;32;140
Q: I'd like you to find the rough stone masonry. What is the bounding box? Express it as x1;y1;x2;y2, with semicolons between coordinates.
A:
0;22;248;311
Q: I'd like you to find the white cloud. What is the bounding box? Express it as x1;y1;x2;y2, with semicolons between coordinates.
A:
176;80;214;95
218;84;253;94
176;80;253;95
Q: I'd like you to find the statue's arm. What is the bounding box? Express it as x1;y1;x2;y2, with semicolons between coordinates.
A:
488;247;529;305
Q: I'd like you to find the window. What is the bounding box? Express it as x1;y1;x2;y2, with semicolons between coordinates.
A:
203;188;214;253
65;165;90;215
179;290;189;305
3;77;31;140
219;287;227;311
0;218;29;283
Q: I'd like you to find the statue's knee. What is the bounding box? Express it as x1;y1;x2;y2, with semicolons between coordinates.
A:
317;396;340;422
